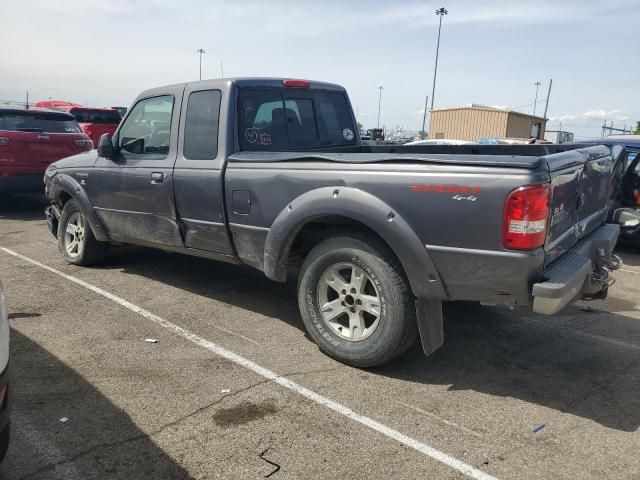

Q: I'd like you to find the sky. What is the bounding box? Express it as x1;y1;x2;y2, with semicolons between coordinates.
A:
1;0;639;139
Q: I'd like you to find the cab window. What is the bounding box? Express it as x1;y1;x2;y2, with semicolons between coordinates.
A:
183;90;221;160
237;87;357;151
118;95;173;158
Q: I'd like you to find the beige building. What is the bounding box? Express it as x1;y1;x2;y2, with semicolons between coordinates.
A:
428;105;547;142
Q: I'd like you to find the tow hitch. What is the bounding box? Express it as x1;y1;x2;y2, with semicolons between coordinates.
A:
582;249;622;300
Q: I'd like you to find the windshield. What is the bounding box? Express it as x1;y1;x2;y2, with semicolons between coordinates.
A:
0;111;82;133
69;108;121;124
238;87;357;151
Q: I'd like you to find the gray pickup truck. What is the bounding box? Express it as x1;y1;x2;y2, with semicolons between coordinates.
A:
44;78;622;367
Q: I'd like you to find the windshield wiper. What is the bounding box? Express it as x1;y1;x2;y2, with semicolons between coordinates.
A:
17;128;45;133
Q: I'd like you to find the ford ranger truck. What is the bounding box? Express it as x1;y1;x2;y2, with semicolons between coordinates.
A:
44;78;622;367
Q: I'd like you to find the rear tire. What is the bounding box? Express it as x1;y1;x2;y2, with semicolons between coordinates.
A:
297;233;417;367
57;199;107;265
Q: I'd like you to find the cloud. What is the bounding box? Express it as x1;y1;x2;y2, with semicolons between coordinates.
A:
582;109;628;121
550;114;580;123
6;0;627;38
550;110;630;126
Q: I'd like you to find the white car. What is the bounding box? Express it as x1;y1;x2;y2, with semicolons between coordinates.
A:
0;282;9;462
404;138;474;145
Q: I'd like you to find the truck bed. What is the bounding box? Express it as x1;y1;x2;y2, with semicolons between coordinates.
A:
229;144;590;169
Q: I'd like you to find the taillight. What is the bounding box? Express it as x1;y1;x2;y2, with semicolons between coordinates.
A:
74;139;94;150
283;79;310;88
502;184;551;251
0;137;9;146
635;189;640;206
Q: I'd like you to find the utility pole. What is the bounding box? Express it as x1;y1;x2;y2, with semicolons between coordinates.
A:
25;91;29;109
533;81;541;116
197;48;206;80
421;95;429;139
220;61;224;78
543;78;553;119
377;86;383;129
429;7;448;113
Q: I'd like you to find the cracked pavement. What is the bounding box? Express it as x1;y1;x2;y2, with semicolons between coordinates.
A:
1;194;640;479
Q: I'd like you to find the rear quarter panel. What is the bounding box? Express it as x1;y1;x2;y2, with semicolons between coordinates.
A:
225;160;548;304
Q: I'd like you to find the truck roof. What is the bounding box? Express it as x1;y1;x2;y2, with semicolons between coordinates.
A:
137;77;346;100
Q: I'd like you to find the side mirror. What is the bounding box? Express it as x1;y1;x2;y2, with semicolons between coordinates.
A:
613;208;640;227
98;133;116;158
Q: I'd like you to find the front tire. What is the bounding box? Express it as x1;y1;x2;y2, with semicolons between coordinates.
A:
57;199;107;265
297;234;417;367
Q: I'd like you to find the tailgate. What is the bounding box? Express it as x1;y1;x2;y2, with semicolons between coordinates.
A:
544;145;615;265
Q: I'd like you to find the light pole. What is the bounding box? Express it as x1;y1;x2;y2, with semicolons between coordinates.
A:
377;86;383;129
421;95;429;139
197;48;206;80
533;81;541;116
429;7;448;113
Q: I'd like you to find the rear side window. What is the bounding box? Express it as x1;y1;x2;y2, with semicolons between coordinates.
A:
238;87;357;151
0;111;82;133
70;108;121;124
183;90;221;160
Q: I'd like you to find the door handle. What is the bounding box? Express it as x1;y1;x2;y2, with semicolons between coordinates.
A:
150;172;164;184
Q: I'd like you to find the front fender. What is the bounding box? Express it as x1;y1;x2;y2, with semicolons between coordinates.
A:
48;173;109;242
264;186;446;300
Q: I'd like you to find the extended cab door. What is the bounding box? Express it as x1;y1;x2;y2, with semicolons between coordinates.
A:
172;85;234;255
88;91;183;246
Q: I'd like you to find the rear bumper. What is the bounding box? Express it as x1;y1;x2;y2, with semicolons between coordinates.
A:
532;224;621;315
0;173;44;194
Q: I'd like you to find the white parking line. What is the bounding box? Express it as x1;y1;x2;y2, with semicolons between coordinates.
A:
1;246;497;480
395;400;484;438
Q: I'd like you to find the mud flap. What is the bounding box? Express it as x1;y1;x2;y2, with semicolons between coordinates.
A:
415;299;444;356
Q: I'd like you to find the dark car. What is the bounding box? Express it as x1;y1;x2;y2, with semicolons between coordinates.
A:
578;135;640;243
0;107;93;194
43;78;622;367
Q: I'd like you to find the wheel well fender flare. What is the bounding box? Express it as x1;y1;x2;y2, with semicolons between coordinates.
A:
264;186;446;299
49;173;109;242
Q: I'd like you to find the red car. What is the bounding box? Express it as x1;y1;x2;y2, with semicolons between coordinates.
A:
0;107;93;194
34;101;121;146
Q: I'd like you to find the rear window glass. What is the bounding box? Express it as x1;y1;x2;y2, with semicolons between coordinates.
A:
70;108;121;124
0;111;82;133
238;87;357;151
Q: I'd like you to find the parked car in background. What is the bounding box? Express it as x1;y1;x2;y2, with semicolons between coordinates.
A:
0;107;93;194
34;101;121;147
0;282;11;463
477;137;552;145
578;136;640;244
112;106;128;117
44;78;623;367
365;128;384;141
404;138;474;146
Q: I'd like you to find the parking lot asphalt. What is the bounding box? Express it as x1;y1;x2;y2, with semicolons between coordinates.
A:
0;194;639;480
